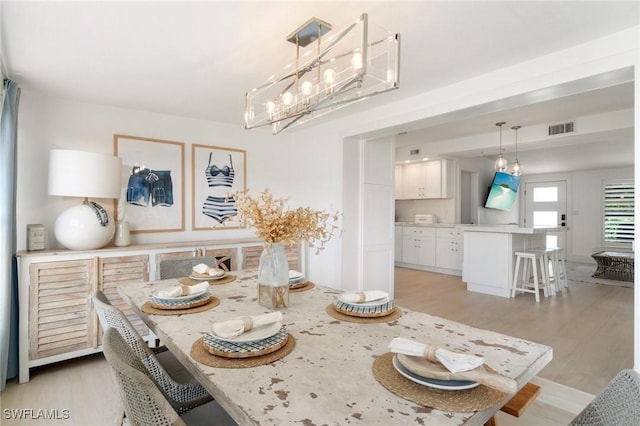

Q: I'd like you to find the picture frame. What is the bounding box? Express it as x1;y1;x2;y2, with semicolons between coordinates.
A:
192;144;246;230
114;134;185;233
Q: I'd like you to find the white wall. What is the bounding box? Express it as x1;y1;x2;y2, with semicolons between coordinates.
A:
16;93;293;251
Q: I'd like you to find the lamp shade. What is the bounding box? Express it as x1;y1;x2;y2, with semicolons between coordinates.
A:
48;149;122;251
48;149;122;199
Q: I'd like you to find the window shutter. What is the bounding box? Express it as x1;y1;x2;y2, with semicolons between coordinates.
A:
604;181;634;243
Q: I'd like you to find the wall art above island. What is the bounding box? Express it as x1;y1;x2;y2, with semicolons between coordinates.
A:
191;144;246;230
114;134;185;233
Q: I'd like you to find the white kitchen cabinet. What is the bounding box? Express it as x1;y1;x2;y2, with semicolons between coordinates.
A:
401;227;436;266
398;159;454;199
436;228;464;270
401;162;425;199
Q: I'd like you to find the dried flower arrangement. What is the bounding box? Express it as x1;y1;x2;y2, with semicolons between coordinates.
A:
231;189;340;253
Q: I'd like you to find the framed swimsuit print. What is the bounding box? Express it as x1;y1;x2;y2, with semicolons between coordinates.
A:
192;144;246;230
114;134;185;233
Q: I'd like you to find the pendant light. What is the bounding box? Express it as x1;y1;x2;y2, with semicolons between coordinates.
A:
511;125;522;176
494;122;508;172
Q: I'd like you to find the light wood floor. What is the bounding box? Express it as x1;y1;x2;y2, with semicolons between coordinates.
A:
394;267;635;395
3;266;630;425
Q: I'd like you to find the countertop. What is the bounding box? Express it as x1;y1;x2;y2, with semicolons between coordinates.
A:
456;224;563;234
394;222;458;228
395;222;565;234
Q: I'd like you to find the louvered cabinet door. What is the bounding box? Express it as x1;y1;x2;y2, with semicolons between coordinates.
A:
98;255;150;341
29;259;97;360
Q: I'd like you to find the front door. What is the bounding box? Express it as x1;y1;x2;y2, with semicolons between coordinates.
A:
524;181;568;250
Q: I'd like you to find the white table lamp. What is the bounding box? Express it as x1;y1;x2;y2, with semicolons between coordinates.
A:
48;149;122;250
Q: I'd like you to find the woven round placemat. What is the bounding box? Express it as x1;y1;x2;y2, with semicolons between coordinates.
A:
289;282;315;293
372;352;505;412
142;297;220;315
325;304;402;323
190;334;296;368
178;274;237;286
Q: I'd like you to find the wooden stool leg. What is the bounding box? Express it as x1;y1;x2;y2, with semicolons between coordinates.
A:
531;257;540;302
511;256;522;298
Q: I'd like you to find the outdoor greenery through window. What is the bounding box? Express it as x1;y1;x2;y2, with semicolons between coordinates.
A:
603;180;635;244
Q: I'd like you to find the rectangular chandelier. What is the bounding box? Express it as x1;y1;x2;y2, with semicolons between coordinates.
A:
244;13;401;135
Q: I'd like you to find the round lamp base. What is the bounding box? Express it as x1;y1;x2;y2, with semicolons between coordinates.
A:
54;204;115;250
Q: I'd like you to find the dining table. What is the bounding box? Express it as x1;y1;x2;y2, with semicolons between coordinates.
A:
117;270;552;425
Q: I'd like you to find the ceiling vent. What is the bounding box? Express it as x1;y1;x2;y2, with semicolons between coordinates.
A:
409;148;420;156
548;121;575;136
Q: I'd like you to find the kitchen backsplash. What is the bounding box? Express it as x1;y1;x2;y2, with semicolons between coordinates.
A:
395;198;455;223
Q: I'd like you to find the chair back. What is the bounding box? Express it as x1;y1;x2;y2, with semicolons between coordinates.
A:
93;290;153;360
93;291;213;412
160;256;228;279
570;369;640;425
102;327;184;426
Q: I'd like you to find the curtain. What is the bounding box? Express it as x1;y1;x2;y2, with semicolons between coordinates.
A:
1;79;21;390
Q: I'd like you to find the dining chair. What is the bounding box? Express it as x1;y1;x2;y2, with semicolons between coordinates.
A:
92;290;213;413
102;327;237;426
569;369;640;425
160;256;229;279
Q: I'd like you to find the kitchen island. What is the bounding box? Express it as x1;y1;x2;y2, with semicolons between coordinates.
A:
458;225;548;297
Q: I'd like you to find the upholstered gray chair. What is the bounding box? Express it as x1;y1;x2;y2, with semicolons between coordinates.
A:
92;290;212;413
102;327;236;426
159;256;229;279
570;369;640;425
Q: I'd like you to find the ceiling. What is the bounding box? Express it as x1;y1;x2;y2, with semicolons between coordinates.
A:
1;1;638;172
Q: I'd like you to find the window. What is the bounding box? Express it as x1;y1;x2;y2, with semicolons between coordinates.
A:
603;180;634;244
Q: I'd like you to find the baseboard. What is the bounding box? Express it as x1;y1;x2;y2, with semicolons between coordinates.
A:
530;376;594;415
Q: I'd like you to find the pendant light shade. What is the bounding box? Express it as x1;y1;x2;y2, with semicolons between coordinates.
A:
511;125;522;177
494;122;508;172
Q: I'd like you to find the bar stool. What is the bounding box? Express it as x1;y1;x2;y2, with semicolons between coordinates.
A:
512;250;552;302
549;248;568;291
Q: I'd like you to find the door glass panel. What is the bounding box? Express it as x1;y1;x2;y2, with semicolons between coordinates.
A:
533;187;558;202
533;211;557;227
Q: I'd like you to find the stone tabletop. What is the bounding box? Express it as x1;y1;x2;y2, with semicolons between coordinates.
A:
118;271;552;425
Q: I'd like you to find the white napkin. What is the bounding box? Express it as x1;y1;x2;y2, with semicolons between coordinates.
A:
340;290;388;304
211;312;283;339
193;263;224;277
157;281;210;298
388;337;484;373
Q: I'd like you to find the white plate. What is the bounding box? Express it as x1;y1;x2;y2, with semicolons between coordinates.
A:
392;354;479;391
338;295;390;307
152;288;208;302
210;321;282;343
189;271;227;281
289;270;304;280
